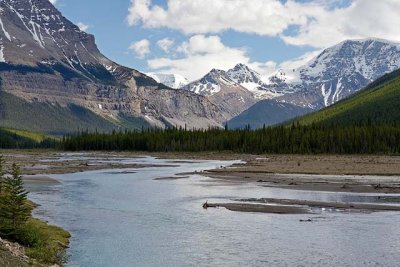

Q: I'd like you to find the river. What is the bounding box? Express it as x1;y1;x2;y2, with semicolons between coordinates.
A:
26;155;400;267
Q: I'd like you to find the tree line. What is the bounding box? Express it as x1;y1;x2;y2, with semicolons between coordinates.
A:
60;123;400;154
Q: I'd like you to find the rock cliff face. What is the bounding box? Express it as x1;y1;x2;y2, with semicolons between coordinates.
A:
0;0;225;132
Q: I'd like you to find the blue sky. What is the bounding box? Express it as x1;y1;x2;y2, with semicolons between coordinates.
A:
52;0;400;80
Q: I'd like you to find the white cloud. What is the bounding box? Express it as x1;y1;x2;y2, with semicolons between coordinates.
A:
127;0;317;36
177;35;226;55
282;0;400;48
146;34;325;81
148;35;250;80
127;0;400;48
77;22;89;32
157;38;174;53
129;39;151;59
147;35;282;81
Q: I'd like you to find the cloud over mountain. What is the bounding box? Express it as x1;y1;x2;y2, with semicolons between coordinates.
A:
128;0;400;48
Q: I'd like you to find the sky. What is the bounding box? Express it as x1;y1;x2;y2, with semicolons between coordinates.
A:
50;0;400;81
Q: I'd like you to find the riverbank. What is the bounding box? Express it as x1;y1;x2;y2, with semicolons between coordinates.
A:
194;154;400;193
3;150;400;216
0;150;177;176
2;150;400;175
0;238;32;267
0;152;71;267
0;216;70;267
3;150;400;194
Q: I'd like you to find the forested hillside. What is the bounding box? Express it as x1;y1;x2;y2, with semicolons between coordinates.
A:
295;69;400;125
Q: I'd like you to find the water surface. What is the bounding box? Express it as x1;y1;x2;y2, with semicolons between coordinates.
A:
26;155;400;267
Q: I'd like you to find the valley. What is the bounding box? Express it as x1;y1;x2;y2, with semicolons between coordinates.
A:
1;0;400;266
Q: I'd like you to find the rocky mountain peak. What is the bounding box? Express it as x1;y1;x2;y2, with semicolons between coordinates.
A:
0;0;131;84
182;67;257;119
182;69;236;96
0;0;95;60
0;0;227;131
274;38;400;108
226;63;285;99
227;63;261;83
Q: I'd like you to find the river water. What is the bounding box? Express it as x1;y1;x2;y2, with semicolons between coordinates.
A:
26;155;400;267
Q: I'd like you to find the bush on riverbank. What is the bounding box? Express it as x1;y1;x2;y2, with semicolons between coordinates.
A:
23;218;70;265
0;156;70;266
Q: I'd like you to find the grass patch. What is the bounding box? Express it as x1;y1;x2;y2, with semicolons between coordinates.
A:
20;218;70;266
1;128;48;143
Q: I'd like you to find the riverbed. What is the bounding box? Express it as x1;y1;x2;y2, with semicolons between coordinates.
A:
25;154;400;267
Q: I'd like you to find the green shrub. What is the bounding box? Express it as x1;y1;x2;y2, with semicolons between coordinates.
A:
14;224;40;247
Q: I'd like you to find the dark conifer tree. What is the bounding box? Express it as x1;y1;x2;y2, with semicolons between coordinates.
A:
0;163;31;236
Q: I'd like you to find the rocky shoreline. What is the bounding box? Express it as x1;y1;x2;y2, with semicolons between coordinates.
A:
0;238;37;267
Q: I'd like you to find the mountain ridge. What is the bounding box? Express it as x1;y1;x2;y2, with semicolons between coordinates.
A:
228;99;312;129
182;68;257;118
274;38;400;109
182;38;400;114
0;0;226;133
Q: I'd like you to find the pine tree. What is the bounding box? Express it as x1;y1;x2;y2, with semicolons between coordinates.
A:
0;156;5;194
0;163;31;236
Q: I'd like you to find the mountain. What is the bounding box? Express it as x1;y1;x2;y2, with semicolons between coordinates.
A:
228;100;311;129
182;68;257;118
0;0;225;134
226;63;284;99
146;73;189;89
294;68;400;125
273;39;400;109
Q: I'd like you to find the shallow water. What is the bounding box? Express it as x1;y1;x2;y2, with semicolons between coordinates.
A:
26;155;400;267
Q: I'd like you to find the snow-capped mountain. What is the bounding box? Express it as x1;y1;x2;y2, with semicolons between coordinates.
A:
0;0;226;132
226;63;283;99
182;69;257;118
274;39;400;108
146;73;189;89
183;69;235;96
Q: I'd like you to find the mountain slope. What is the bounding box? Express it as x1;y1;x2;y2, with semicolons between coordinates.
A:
0;0;225;132
228;100;311;129
274;39;400;109
295;69;400;125
0;91;143;135
182;69;257;118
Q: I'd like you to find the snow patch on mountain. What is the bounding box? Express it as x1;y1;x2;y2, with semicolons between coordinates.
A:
0;44;5;62
183;69;237;96
0;16;11;41
226;63;287;99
